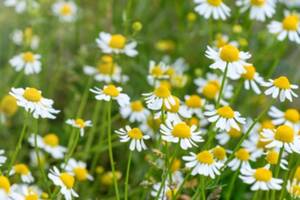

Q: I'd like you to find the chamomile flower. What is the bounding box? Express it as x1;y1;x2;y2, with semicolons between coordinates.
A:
9;87;60;119
0;150;7;166
205;105;246;131
28;133;67;159
268;106;300;127
213;34;238;49
287;179;300;198
48;167;78;200
3;0;38;13
147;60;169;85
120;100;150;123
241;65;265;94
139;115;161;138
194;0;231;20
205;45;251;80
239;165;282;191
9;52;42;74
66;118;92;137
62;158;93;181
183;150;222;178
160;119;203;150
52;1;77;22
115;126;150;152
0;176;17;199
179;95;205;118
90;84;130;107
96;32;138;57
10;184;42;200
265;149;288;170
228;148;252;171
261;125;300;154
268;11;300;43
216;127;243;145
9;164;34;183
236;0;276;21
0;95;18;122
264;76;298;102
151;181;178;200
212;146;228;163
11;28;40;50
143;84;175;110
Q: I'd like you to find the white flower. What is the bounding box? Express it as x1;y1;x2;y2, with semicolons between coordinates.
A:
66;118;92;137
242;131;267;161
263;76;298;102
228;148;252;171
3;0;38;13
28;133;66;159
205;105;246;131
11;28;39;50
147;60;169;86
90;84;130;107
0;176;20;200
9;87;60;119
0;150;7;166
236;0;275;21
216;127;243;145
194;0;231;20
96;32;138;57
268;11;300;44
287;179;300;198
62;158;93;181
160;119;203;150
10;184;42;200
179;95;205;118
268;106;300;127
241;65;265;94
183;150;222;179
9;52;41;75
151;181;178;200
265;149;289;170
115;126;150;152
120;100;150;123
48;167;78;200
9;164;34;183
239;165;283;191
52;1;77;22
205;45;251;80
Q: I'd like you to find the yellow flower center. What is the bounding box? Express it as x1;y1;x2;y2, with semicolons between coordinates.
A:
283;15;299;31
24;27;33;44
188;117;199;126
196;151;214;165
60;173;75;189
74;167;88;181
109;34;126;49
256;139;269;149
242;65;256;80
213;146;226;160
254;168;272;182
60;4;72;16
228;128;241;138
295;167;300;181
172;122;191;138
147;117;161;130
43;134;59;147
23;88;42;102
22;52;35;63
207;0;222;6
103;85;120;97
250;0;265;6
0;176;10;193
202;80;220;99
292;185;300;195
171;159;181;172
0;95;18;116
128;128;143;139
25;194;38;200
220;45;240;62
273;76;291;89
75;118;85;128
151;66;164;77
14;164;29;175
130;101;144;112
165;68;175;77
260;120;275;132
217;106;235;119
185;95;202;108
275;125;294;143
235;148;250;161
285;109;300;123
167;96;180;113
266;150;279;165
154;85;171;98
215;34;228;48
97;62;115;75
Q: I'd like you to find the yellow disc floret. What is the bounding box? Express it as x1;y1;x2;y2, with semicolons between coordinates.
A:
207;0;222;6
235;148;250;161
254;168;272;182
220;45;240;62
60;173;75;189
109;34;126;49
0;176;10;193
266;150;279;165
273;76;291;89
285;109;300;123
196;151;214;164
228;128;241;138
75;118;85;128
242;65;256;80
217;106;235;119
73;167;88;181
275;125;294;143
172;122;191;138
14;164;30;175
43;134;59;147
167;96;180;113
23;88;42;102
213;146;226;160
250;0;265;6
60;3;72;16
25;193;38;200
22;52;35;63
154;85;171;98
202;80;220;99
130;101;144;112
0;95;18;116
103;84;120;97
128;128;143;139
283;15;299;31
185;95;202;108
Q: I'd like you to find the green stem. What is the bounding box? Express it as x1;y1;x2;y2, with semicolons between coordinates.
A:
76;77;92;117
271;146;284;200
230;80;243;105
124;150;133;200
225;168;239;200
216;64;228;108
201;177;206;200
64;129;80;166
253;191;260;200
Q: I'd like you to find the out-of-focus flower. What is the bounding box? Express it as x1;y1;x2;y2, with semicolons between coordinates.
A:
9;52;42;75
194;0;231;20
66;118;92;137
63;158;93;182
11;28;40;49
120;100;150;123
9;164;34;183
236;0;275;21
52;1;77;22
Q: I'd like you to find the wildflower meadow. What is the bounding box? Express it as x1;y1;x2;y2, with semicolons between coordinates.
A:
1;0;300;199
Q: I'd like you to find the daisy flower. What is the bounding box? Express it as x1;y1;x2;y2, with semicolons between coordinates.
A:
48;167;78;200
287;179;300;199
52;1;77;22
228;148;252;171
268;11;300;44
239;165;283;191
0;95;18;122
241;65;265;94
62;158;93;181
212;146;227;163
10;184;42;200
236;0;276;21
66;118;92;137
28;133;66;159
264;76;298;102
96;32;138;57
216;126;243;145
3;0;38;13
139;115;161;138
205;105;246;131
9;52;41;75
9;87;60;119
261;125;300;154
0;176;18;199
265;149;288;170
9;164;34;183
120;100;150;123
115;126;150;152
0;150;7;166
90;84;130;107
143;84;175;110
160;119;203;150
194;0;231;20
147;60;169;86
268;106;300;127
179;95;205;118
213;33;238;49
183;150;222;179
11;28;39;50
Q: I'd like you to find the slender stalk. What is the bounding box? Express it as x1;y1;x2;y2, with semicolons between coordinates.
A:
64;129;80;166
124;150;133;200
271;146;284;200
225;168;239;200
216;64;228;108
200;177;206;200
253;191;260;200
